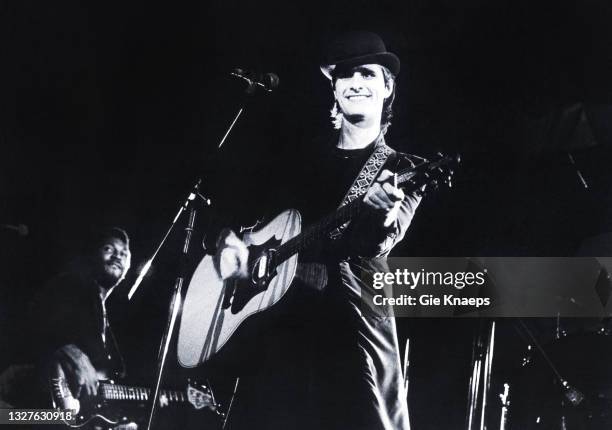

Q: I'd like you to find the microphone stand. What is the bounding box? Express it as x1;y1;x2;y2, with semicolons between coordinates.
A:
219;72;273;148
128;180;209;300
466;319;496;430
145;182;205;430
139;78;266;430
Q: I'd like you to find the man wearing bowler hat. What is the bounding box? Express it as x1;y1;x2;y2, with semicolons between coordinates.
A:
312;30;421;430
216;31;421;429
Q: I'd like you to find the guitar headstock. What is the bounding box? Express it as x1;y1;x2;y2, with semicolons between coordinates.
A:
397;152;460;196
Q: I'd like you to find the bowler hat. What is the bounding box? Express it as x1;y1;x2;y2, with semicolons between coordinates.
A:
320;31;400;80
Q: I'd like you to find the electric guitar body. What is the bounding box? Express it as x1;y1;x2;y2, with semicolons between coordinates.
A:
49;364;220;428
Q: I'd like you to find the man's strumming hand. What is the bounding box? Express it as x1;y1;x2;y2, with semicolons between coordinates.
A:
215;229;249;280
51;344;98;398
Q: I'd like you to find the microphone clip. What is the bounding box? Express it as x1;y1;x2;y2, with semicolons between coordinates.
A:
230;69;279;94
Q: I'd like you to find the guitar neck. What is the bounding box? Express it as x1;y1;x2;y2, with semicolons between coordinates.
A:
274;165;424;264
100;382;187;404
275;198;361;263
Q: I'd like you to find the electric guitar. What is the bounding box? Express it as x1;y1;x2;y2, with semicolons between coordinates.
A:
178;153;458;368
50;365;223;428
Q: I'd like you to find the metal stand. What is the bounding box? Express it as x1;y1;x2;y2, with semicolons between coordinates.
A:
128;180;208;300
466;320;496;430
134;74;269;430
145;194;199;430
498;383;510;430
128;71;268;300
218;77;261;148
514;319;584;406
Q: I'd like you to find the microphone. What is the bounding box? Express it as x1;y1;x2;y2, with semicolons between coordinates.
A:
1;223;29;237
230;68;279;92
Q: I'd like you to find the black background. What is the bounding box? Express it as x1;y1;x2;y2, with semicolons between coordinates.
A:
1;1;612;428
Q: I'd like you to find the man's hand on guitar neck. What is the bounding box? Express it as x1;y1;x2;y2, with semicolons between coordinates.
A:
51;344;98;398
215;229;250;280
363;169;406;228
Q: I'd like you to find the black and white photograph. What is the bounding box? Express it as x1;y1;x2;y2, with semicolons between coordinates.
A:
1;1;612;429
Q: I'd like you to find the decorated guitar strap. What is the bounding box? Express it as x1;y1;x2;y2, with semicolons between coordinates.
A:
329;136;394;239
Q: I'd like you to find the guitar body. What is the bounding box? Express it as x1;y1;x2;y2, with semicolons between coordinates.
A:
53;393;132;429
50;365;130;429
178;209;301;368
50;364;218;428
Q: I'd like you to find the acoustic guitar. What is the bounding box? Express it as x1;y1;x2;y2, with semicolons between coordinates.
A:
178;154;458;367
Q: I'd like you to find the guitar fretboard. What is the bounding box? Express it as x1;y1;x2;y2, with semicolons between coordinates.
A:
100;383;187;403
274;167;422;264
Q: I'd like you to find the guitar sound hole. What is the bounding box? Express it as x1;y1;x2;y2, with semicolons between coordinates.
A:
230;237;281;313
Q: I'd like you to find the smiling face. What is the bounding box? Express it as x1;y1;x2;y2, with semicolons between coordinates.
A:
332;64;393;128
94;237;131;289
